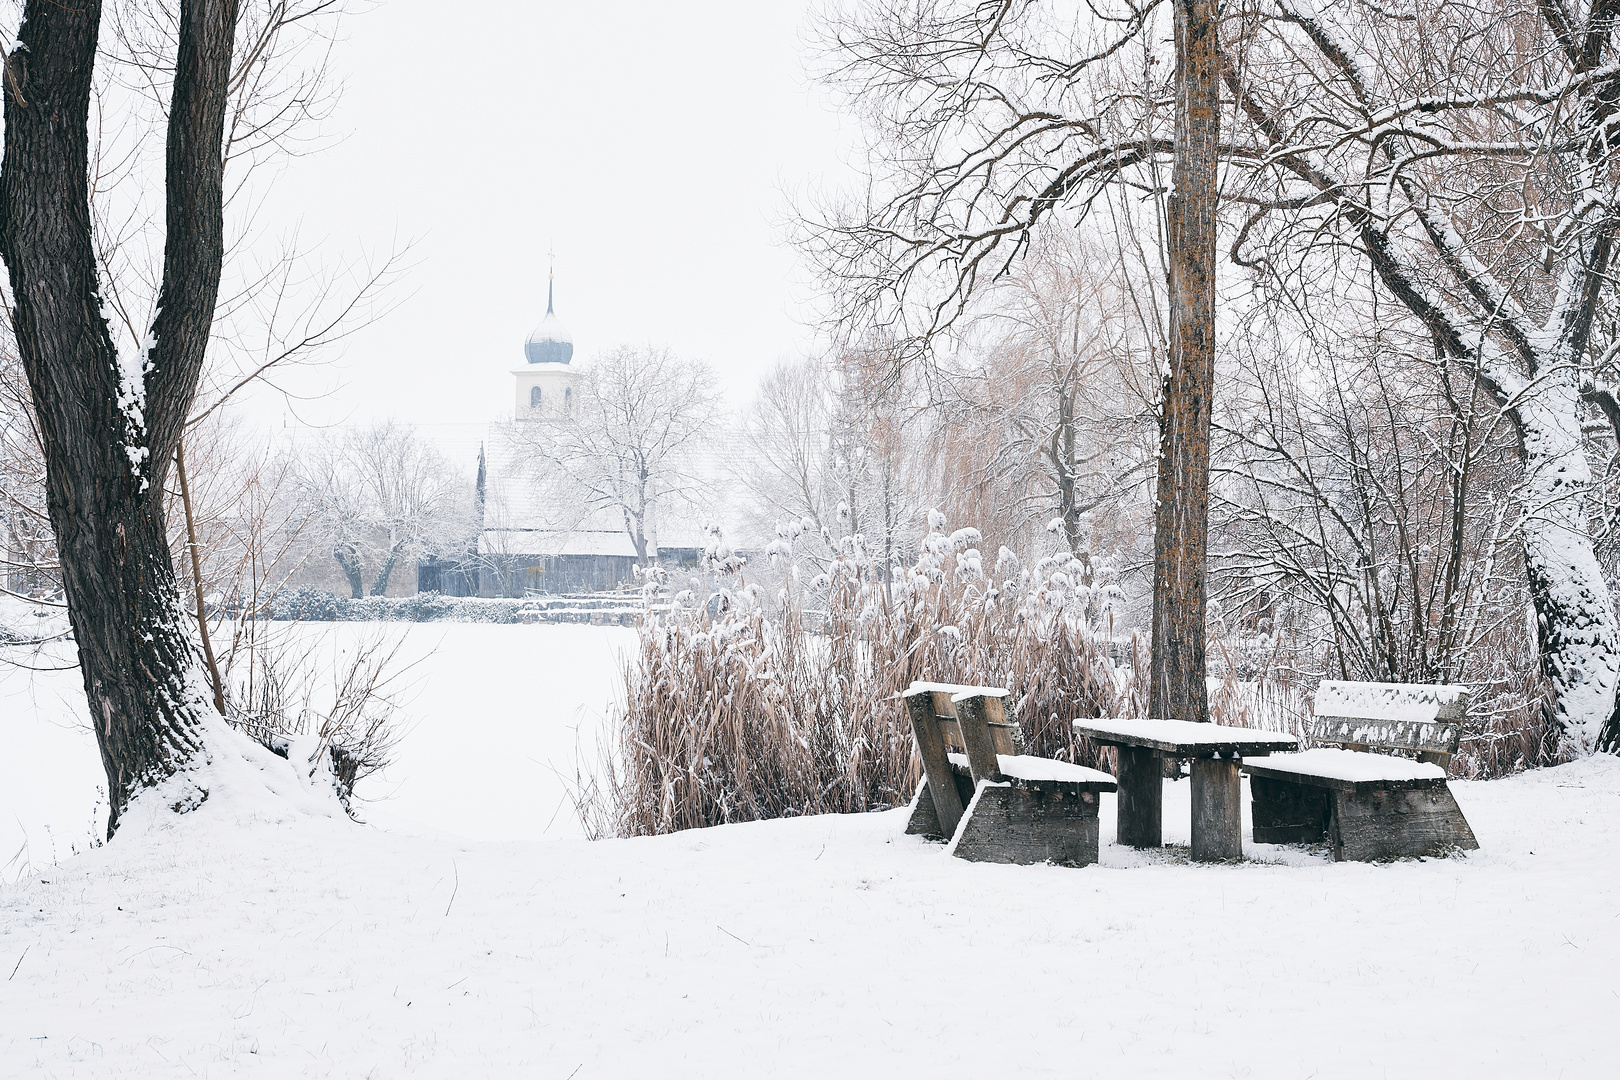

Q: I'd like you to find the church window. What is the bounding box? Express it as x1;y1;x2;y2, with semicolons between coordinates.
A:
564;387;572;415
530;386;542;409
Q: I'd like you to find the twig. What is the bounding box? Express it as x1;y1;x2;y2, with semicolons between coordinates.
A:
444;860;458;917
10;945;30;980
716;925;753;948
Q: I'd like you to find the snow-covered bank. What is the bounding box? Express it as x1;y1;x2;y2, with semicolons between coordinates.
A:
3;757;1618;1077
1;622;636;873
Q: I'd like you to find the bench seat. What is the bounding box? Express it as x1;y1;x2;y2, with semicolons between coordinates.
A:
947;752;1117;787
1243;748;1447;791
1240;680;1480;861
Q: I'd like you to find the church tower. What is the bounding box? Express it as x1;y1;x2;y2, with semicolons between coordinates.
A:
513;254;580;419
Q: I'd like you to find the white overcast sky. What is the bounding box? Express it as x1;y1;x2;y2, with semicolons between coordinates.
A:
249;0;858;440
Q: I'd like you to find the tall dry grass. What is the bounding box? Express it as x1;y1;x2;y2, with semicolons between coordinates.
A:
578;515;1136;838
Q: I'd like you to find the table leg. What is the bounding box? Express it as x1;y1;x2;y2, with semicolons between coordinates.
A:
1115;745;1162;848
1191;757;1242;861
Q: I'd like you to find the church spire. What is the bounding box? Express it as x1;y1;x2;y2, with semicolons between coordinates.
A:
524;244;574;365
546;245;555;315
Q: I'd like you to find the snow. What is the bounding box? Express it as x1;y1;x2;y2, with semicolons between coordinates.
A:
7;624;1620;1076
899;681;1010;698
946;751;1116;785
4;749;1620;1075
1249;747;1447;783
1;622;637;869
1078;716;1301;748
1313;679;1467;723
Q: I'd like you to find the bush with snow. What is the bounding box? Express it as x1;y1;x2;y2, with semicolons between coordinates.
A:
581;513;1138;836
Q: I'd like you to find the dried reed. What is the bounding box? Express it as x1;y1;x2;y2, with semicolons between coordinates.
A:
579;515;1134;837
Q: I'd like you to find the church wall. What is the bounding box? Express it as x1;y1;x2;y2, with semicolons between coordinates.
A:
475;553;640;597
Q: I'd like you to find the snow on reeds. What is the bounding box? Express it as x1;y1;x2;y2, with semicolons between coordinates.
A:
579;514;1137;837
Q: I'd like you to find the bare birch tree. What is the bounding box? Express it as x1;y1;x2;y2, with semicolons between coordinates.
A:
1219;0;1620;751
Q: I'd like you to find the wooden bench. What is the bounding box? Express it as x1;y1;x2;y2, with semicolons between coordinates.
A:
1242;680;1480;861
902;682;1117;867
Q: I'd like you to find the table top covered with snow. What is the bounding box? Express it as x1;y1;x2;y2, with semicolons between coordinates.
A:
946;752;1117;788
1243;747;1448;790
1072;717;1300;756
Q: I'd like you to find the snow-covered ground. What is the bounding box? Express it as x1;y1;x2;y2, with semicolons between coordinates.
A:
2;622;637;873
4;623;1618;1076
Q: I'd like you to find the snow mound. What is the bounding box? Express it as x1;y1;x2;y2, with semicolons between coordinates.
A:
114;715;349;842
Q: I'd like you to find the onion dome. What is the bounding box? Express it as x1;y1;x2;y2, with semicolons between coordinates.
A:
524;263;574;365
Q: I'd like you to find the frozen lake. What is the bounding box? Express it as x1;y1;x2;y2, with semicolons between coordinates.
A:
1;621;637;873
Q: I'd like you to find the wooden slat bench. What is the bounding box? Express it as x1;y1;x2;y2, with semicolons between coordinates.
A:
902;682;1116;867
1242;680;1480;861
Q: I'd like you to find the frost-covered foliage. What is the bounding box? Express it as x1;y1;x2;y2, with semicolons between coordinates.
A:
583;513;1139;837
259;588;643;625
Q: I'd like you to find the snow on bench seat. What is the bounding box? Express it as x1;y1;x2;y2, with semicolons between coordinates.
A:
1245;747;1446;786
946;752;1116;788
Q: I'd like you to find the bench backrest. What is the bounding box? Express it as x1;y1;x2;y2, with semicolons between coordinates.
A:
1311;680;1470;759
903;682;1022;756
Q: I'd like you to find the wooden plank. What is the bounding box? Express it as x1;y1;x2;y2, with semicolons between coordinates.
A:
1073;717;1299;757
1242;758;1449;794
1190;757;1243;861
953;694;1005;784
1250;775;1329;845
949;783;1102;867
1315;680;1470;722
981;694;1020;755
1311;715;1462;755
1115;744;1163;848
1328;784;1480;862
904;693;964;837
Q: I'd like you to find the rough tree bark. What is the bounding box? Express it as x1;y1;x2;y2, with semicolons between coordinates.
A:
0;0;242;833
1150;0;1218;726
333;543;365;597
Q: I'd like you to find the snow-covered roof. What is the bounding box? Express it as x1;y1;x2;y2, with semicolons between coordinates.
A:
524;274;573;364
477;529;640;558
525;311;573;364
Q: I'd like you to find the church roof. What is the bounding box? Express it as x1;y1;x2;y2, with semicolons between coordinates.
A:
525;268;574;365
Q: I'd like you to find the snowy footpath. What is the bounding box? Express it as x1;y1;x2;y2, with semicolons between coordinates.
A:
3;751;1618;1078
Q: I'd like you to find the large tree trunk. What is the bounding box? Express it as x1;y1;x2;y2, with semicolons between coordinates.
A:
334;543;366;598
0;0;241;834
370;535;403;596
1511;378;1620;753
1149;0;1218;725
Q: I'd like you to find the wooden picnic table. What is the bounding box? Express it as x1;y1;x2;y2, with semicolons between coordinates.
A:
1071;718;1300;861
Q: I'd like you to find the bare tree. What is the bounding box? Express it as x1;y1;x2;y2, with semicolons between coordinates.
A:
294;421;470;598
959;231;1157;574
1218;0;1620;751
806;0;1223;720
0;0;244;830
518;345;720;567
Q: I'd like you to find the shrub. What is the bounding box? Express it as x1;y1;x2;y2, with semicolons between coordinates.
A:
579;514;1138;837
